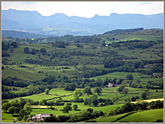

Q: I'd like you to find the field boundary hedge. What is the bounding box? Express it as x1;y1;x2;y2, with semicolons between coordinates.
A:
113;111;136;122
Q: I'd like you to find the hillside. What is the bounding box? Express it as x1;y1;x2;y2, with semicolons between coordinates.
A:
2;28;163;41
2;30;50;38
103;28;144;35
2;28;163;123
2;9;164;36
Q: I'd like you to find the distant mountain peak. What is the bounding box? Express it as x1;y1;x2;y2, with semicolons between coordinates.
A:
2;9;163;36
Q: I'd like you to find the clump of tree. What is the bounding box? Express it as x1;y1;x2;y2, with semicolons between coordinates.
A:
141;92;147;100
65;83;76;91
94;87;102;95
73;104;78;111
24;47;39;54
83;86;93;96
126;74;133;80
63;103;72;113
2;99;32;122
84;95;113;107
73;89;82;97
40;48;47;55
131;96;140;101
52;41;66;48
45;89;50;95
117;85;129;96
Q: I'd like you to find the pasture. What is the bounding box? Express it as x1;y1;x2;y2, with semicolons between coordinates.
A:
117;109;163;122
92;113;127;122
90;72;150;80
92;109;163;122
8;87;163;104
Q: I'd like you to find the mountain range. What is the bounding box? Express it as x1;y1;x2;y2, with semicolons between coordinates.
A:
2;9;164;36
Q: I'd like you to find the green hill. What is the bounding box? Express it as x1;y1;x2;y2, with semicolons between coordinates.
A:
2;30;50;38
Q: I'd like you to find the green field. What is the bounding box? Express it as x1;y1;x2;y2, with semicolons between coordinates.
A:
92;113;127;122
2;28;163;122
117;109;163;122
91;72;150;80
8;87;163;104
2;112;16;122
92;109;163;122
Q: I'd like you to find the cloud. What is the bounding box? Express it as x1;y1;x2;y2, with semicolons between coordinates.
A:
21;2;36;5
1;1;164;18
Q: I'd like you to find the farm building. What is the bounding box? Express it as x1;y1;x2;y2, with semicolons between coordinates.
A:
28;113;52;122
108;83;114;87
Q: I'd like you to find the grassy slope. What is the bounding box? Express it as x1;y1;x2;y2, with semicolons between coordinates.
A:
92;109;163;122
1;112;16;122
90;72;150;80
117;109;163;122
105;29;163;44
92;113;127;122
8;87;163;103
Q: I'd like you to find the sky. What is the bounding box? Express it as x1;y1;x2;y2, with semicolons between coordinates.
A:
1;1;164;18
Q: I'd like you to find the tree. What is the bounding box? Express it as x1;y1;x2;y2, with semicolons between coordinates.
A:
31;49;36;54
10;100;19;107
94;87;102;95
2;102;11;112
73;89;82;97
14;107;21;114
40;99;47;105
8;106;16;115
53;41;66;48
146;83;151;89
19;100;27;109
63;105;72;113
87;108;93;113
126;74;133;80
118;85;125;93
73;104;78;111
65;83;76;91
45;89;50;95
23;115;29;122
91;98;99;106
121;103;133;113
83;86;92;96
123;88;129;96
18;109;28;120
9;46;14;53
40;48;47;55
2;100;9;105
141;92;147;100
11;42;18;48
24;102;32;115
24;47;29;53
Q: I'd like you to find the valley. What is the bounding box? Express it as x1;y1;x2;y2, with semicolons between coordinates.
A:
1;28;163;122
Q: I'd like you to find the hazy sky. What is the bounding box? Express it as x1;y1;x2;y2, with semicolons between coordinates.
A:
1;1;164;18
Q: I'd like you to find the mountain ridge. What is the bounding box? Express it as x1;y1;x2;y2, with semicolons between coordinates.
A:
2;9;163;36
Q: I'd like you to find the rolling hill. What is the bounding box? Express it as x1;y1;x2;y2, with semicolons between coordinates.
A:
2;30;50;38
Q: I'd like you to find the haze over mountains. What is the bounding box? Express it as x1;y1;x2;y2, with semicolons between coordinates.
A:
2;9;164;36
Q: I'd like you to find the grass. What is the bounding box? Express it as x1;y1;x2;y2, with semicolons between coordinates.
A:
8;87;163;104
31;108;67;116
31;103;123;116
8;92;58;102
1;112;15;122
90;72;150;80
3;63;74;81
3;86;163;122
92;113;127;122
92;109;163;122
117;109;163;122
49;88;73;96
